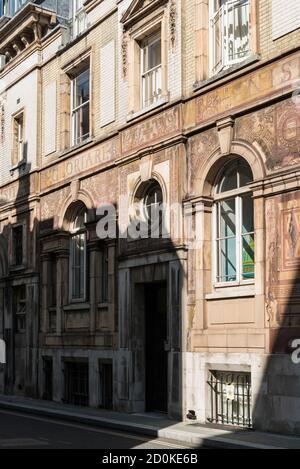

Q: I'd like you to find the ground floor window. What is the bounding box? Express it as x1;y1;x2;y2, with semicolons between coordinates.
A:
207;370;252;428
99;360;113;410
42;357;53;401
64;360;89;407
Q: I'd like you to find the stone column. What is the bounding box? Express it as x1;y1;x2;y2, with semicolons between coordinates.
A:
41;253;52;333
127;38;140;114
195;0;209;83
60;73;71;151
107;242;115;332
89;242;100;334
253;191;265;330
56;249;69;335
250;0;259;55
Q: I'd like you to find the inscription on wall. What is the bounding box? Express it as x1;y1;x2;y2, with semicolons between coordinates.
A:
41;138;118;191
196;53;300;125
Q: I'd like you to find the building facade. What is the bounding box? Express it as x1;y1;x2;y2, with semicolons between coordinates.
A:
0;0;300;434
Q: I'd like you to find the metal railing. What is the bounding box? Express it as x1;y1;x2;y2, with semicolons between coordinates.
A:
207;371;252;428
142;65;162;109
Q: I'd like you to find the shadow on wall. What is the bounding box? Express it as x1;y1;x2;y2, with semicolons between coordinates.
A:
0;170;186;427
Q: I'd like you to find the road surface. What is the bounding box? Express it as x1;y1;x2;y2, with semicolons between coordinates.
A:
0;409;197;449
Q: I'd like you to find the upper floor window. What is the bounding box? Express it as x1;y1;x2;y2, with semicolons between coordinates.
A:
71;68;90;146
213;159;254;285
12;112;24;165
0;0;27;17
210;0;250;74
141;31;162;109
70;207;87;302
73;0;87;37
12;224;23;267
132;180;164;239
14;285;26;333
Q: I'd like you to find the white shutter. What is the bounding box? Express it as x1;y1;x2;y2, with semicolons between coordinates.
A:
272;0;300;40
100;40;116;127
43;81;57;156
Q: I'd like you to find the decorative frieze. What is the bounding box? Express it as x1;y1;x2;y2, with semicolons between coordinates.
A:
121;106;181;155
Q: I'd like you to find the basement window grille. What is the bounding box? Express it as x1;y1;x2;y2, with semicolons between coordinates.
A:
207;370;252;428
64;361;89;407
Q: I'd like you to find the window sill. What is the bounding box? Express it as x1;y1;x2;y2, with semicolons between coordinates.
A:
64;303;90;311
98;302;109;308
127;97;169;122
193;54;261;92
9;265;26;273
206;286;255;301
58;137;93;159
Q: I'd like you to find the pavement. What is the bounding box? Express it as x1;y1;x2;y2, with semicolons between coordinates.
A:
0;394;299;449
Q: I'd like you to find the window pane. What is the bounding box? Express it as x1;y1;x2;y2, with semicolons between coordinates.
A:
73;103;89;144
219;199;236;237
218;167;238;193
218;237;236;282
242;233;255;279
148;39;161;70
242;195;254;234
239;163;253;187
71;232;85;299
73;70;89;108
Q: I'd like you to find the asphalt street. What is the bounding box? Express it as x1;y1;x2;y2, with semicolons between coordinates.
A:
0;409;196;449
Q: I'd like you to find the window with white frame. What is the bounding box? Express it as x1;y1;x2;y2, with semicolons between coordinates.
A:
71;68;90;146
70;208;87;302
213;159;254;285
141;31;162;109
73;0;87;37
210;0;250;74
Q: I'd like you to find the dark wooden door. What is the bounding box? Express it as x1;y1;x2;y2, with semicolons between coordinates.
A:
145;282;168;413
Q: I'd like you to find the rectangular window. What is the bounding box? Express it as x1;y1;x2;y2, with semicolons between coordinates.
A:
64;360;89;407
207;370;252;428
214;195;254;284
13;112;24;165
14;285;26;333
73;0;87;37
141;32;162;109
99;361;113;410
210;0;250;74
43;357;53;401
70;232;86;301
12;225;23;267
71;68;90;146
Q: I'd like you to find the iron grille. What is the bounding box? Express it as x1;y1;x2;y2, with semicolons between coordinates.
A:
64;361;89;407
207;370;252;428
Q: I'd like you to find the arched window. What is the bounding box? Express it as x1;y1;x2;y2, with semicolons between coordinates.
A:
143;181;163;227
213;159;254;285
133;179;164;238
70;207;87;301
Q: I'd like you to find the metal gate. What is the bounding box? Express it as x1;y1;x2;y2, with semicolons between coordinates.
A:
207;371;252;428
64;361;89;407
